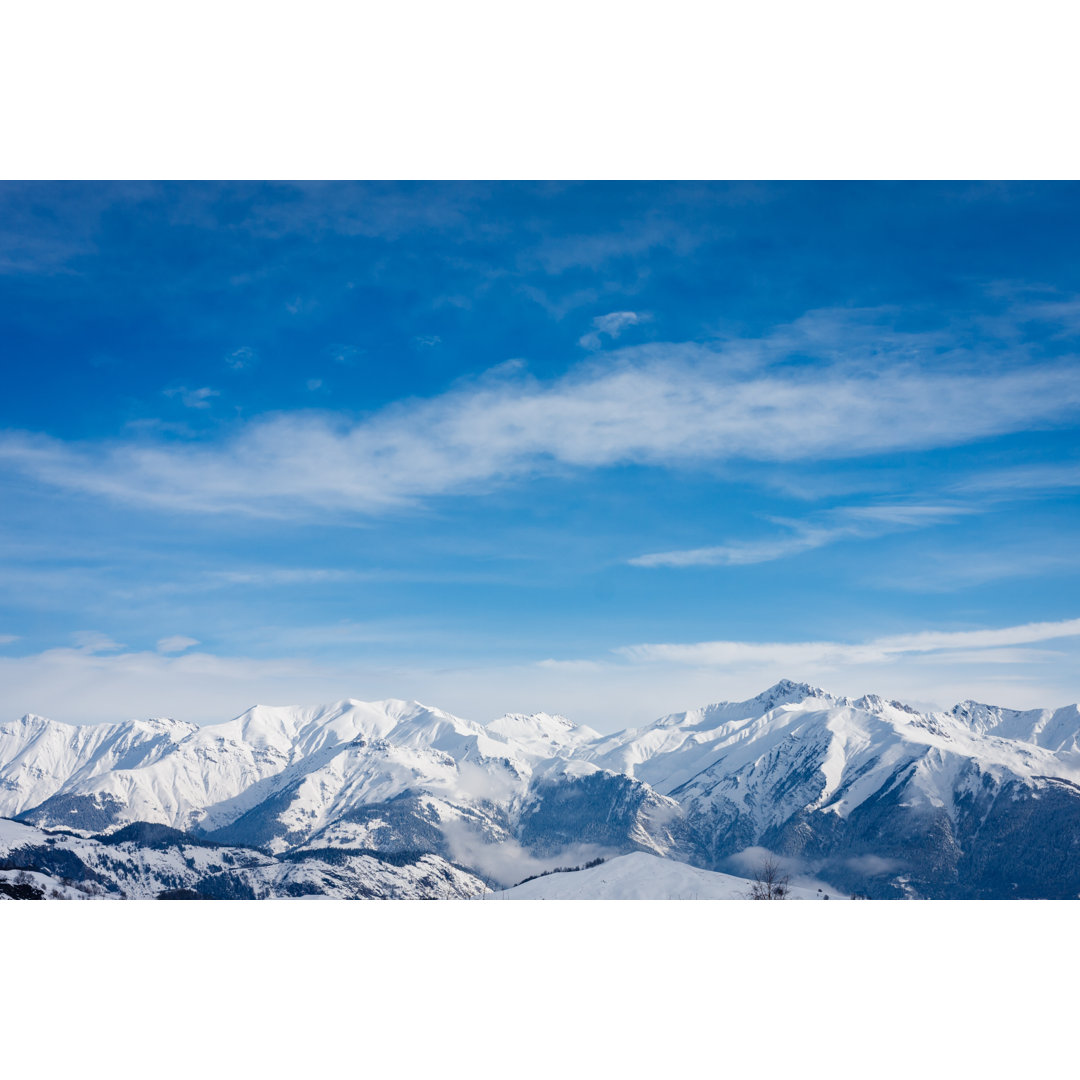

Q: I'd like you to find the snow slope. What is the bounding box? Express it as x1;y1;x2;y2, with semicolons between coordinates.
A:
495;852;836;900
0;714;197;817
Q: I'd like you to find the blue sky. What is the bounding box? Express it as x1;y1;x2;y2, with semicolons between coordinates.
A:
2;181;1079;727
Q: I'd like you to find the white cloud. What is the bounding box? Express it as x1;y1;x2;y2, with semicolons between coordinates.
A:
0;645;331;726
594;311;643;336
536;658;605;672
843;854;905;877
440;817;612;888
631;527;841;568
531;219;700;274
2;620;1080;732
1013;297;1080;336
616;617;1080;667
163;386;220;409
156;635;200;654
70;631;124;653
225;346;256;371
0;634;18;645
2;309;1079;518
955;462;1080;495
208;568;360;586
327;343;362;366
630;504;974;567
871;548;1080;592
579;310;646;348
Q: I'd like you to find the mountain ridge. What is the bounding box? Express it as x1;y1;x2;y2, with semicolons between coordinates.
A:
5;680;1080;898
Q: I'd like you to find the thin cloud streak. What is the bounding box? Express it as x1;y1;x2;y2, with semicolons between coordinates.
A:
156;635;200;654
868;549;1080;593
955;462;1080;495
630;504;975;567
617;617;1080;667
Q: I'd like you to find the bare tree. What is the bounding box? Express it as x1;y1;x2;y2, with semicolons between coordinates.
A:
746;856;790;900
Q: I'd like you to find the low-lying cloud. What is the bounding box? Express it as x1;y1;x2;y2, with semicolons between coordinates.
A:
3;617;1080;732
440;817;613;888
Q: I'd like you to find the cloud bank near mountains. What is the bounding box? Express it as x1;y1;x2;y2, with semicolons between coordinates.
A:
440;818;610;889
616;617;1080;667
2;307;1079;519
3;618;1079;732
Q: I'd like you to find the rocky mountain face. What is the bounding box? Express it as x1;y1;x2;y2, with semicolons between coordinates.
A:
3;680;1080;899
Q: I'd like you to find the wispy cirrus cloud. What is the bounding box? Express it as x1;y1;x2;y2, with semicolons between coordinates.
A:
225;346;256;371
1;308;1079;519
156;635;199;654
629;504;974;568
163;386;220;410
868;548;1080;593
530;218;701;274
953;462;1080;495
207;568;363;586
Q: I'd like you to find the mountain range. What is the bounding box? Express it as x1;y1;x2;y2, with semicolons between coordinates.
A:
3;680;1080;899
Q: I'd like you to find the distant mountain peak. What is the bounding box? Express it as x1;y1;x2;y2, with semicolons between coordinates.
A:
486;710;599;757
750;679;830;708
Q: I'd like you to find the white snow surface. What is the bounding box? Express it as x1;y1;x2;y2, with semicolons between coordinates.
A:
485;711;600;759
0;714;197;816
494;852;837;900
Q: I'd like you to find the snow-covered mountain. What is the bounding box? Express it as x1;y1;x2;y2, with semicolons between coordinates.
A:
590;681;1080;897
0;818;484;900
4;679;1080;899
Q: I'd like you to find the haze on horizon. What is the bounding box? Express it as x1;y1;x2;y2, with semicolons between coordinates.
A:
1;181;1079;730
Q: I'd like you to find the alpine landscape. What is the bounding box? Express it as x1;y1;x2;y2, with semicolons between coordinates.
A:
5;679;1080;899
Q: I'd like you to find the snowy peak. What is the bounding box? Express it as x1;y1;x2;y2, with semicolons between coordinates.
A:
485;711;599;759
652;680;831;728
950;699;1080;751
217;698;493;758
747;678;832;711
581;680;840;793
675;680;835;731
850;693;917;716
